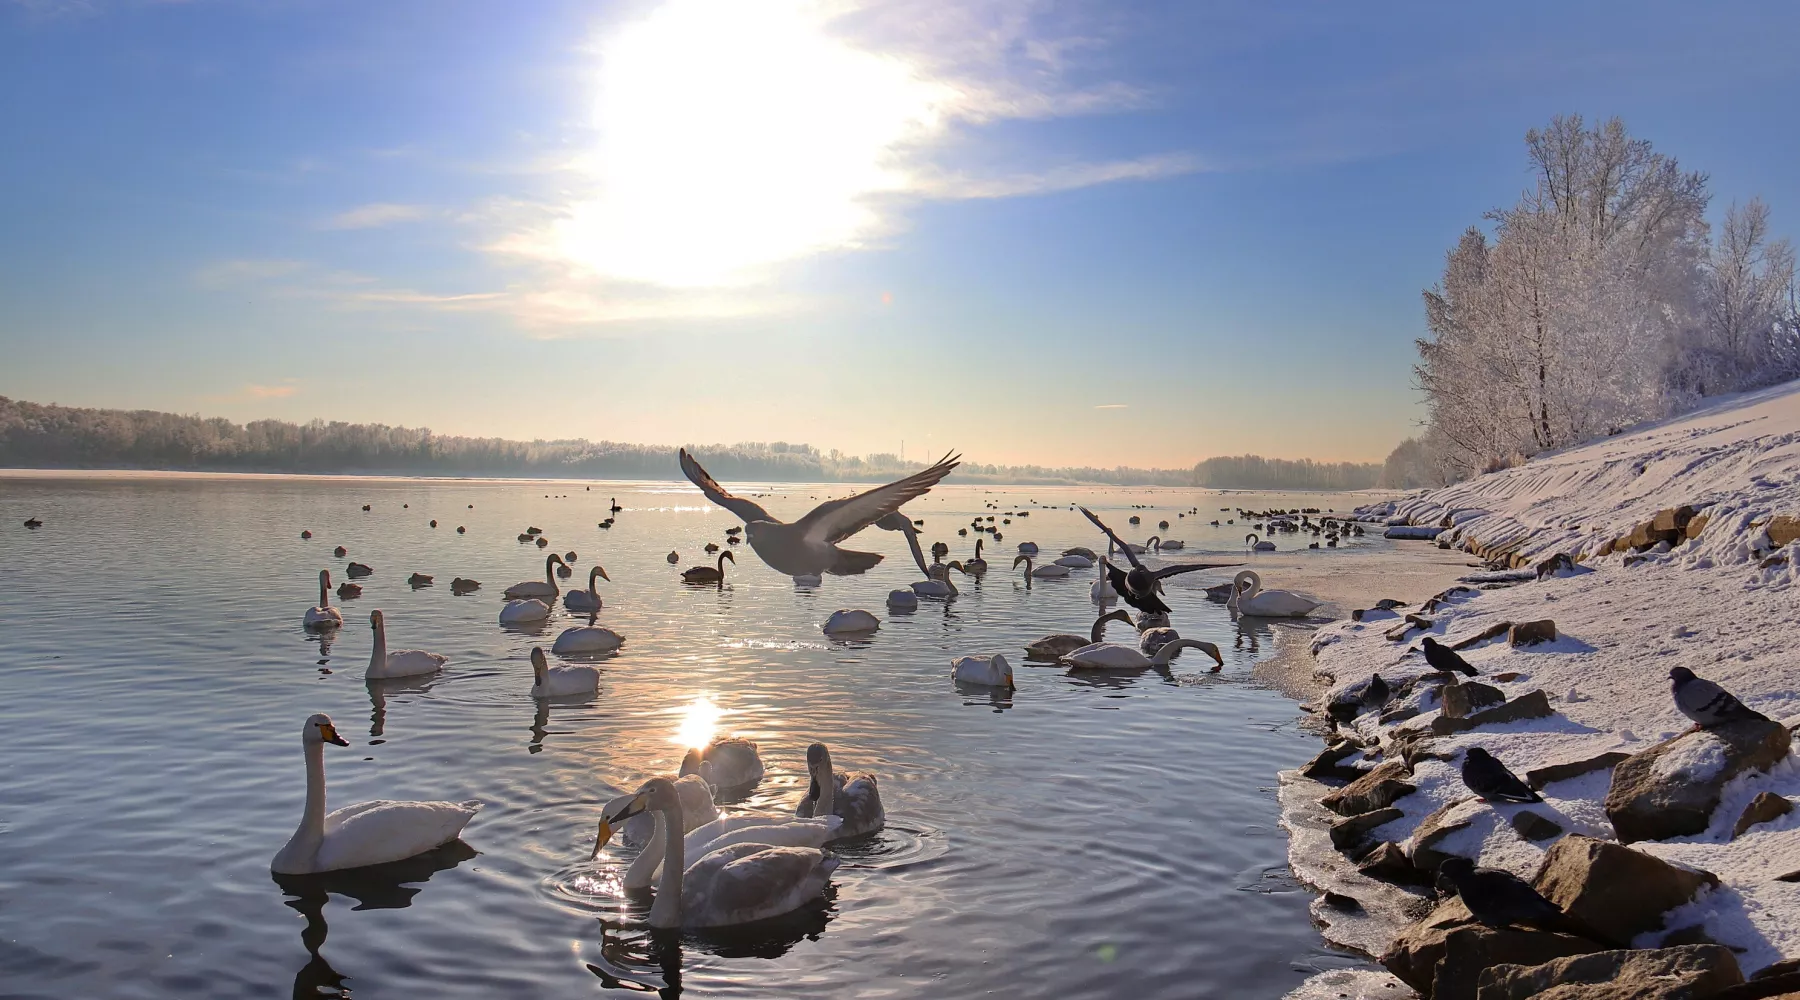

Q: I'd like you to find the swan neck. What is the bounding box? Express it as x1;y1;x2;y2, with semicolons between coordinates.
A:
588;567;601;597
716;552;728;575
370;618;387;671
319;583;329;608
624;810;667;890
815;753;836;816
291;736;328;858
648;803;684;927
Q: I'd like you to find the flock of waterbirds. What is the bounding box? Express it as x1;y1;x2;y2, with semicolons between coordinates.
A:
104;452;1352;934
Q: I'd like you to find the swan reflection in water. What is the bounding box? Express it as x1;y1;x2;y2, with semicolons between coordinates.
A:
273;841;477;998
587;887;838;998
365;673;439;738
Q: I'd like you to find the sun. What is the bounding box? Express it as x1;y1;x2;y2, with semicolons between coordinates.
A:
673;694;723;750
551;0;953;288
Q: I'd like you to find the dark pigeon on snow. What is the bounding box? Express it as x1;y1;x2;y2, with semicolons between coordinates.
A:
1421;636;1478;676
1670;667;1768;728
1435;857;1586;937
1460;747;1540;803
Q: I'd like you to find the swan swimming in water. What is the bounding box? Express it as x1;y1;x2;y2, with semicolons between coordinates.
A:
1227;570;1320;617
682;550;734;585
823;609;881;634
552;612;625;654
563;565;610;612
952;652;1014;689
1014;554;1069;578
1024;609;1133;659
271;713;478;875
612;807;844;890
527;645;599;698
680;738;766;790
304;570;343;629
499;598;552;624
679;448;959;577
607;774;719;850
795;742;884;839
366;610;447;679
1064;636;1223;671
1055;553;1094;569
505;554;567;600
592;777;839;927
1245;533;1277;552
913;561;963;597
887;589;920;610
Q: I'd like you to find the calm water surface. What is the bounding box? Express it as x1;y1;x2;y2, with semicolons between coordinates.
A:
0;476;1385;999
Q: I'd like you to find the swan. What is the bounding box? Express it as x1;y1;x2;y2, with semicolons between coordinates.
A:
1063;546;1099;562
952;652;1014;689
608;774;718;849
963;538;989;576
913;561;963;597
499;598;552;624
564;565;610;611
679;738;766;789
1079;507;1240;615
504;554;567;600
678;448;960;577
1017;541;1039;556
1055;554;1093;569
528;645;599;698
1227;570;1320;617
876;510;933;577
591;777;839;927
1245;533;1277;552
1090;559;1119;603
614;808;845;890
823;609;880;635
1014;554;1070;578
1024;609;1133;659
887;589;920;610
271;713;478;875
366;610;447;679
1157;539;1185;551
552;613;625;654
682;550;734;585
1064;636;1223;671
1140;626;1180;655
304;570;343;629
795;742;884;839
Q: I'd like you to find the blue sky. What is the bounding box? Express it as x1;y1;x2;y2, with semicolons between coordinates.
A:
3;0;1798;467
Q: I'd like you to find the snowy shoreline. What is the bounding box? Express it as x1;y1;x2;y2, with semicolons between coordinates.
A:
1277;380;1800;999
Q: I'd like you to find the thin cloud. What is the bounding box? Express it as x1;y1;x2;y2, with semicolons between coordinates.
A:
246;383;299;399
324;203;431;230
917;154;1204;200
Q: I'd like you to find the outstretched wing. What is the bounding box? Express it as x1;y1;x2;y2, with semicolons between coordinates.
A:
1079;507;1144;570
796;453;961;546
1148;561;1241;581
876;511;930;576
679;448;777;524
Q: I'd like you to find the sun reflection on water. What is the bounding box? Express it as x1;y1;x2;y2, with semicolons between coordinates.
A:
673;695;722;750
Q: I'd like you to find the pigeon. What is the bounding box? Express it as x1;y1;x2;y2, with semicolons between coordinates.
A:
1077;507;1240;615
1327;674;1391;724
1421;636;1478;676
1435;857;1585;937
1460;747;1541;803
1670;667;1769;728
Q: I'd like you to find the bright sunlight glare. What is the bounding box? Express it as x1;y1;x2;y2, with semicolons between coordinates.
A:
673;694;723;749
554;0;954;287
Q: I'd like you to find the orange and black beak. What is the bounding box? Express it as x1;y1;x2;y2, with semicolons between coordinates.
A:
317;721;350;747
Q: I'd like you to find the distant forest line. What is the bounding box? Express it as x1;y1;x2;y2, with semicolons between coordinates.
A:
0;396;1390;490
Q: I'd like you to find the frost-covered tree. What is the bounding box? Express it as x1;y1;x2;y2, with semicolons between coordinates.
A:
1677;198;1798;395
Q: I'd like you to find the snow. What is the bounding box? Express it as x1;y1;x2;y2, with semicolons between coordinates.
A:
1283;379;1800;997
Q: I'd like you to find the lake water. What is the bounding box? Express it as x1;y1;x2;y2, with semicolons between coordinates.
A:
0;475;1386;999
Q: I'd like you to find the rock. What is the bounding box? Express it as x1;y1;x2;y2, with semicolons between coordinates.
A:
1382;897;1601;999
1477;944;1743;1000
1606;718;1793;843
1660;924;1726;949
1321;891;1362;912
1300;740;1370;782
1323;760;1417;816
1767;516;1800;548
1358;840;1434;887
1535;553;1576;579
1442;680;1507;719
1509;620;1558;646
1381;705;1423;725
1330;807;1405;856
1686;514;1710;540
1432;689;1554;736
1732;792;1794;839
1527;752;1631;791
1653;505;1702;536
1510;810;1564;841
1410;798;1478;874
1492;671;1524;683
1532;835;1719;946
1754;959;1800;981
1450;621;1515;650
1388;614;1435;641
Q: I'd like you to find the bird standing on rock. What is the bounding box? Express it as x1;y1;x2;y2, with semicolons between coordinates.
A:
1421;637;1478;676
1670;667;1768;728
1435;858;1586;937
1327;674;1390;723
1460;747;1541;803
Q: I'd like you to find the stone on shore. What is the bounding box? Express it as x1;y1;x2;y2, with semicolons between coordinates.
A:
1605;718;1792;843
1431;689;1554;736
1321;760;1416;816
1475;944;1743;1000
1731;792;1794;839
1330;807;1405;857
1300;740;1370;782
1508;620;1557;646
1532;835;1719;946
1441;680;1506;719
1381;897;1600;1000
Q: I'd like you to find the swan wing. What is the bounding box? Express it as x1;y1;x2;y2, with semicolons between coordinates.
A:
314;799;478;873
795;453;961;546
1078;507;1144;570
683;844;838;928
679;449;778;524
689;816;842;856
836;774;884;838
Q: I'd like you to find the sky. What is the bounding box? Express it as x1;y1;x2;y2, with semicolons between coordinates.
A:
3;0;1798;468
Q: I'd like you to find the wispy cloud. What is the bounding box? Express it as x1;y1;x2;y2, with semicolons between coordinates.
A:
1093;403;1128;409
324;203;431;230
246;382;299;399
916;153;1205;200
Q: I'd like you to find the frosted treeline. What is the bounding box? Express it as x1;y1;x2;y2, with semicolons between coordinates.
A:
0;396;1381;488
1396;115;1798;485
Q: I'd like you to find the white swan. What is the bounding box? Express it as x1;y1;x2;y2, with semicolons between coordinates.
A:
608;774;719;849
823;609;880;634
499;598;552;624
614;809;845;890
1063;637;1223;671
1024;609;1134;659
366;610;447;679
1014;554;1069;578
952;653;1014;689
304;570;343;629
1228;570;1320;617
552;613;625;654
912;561;963;597
592;778;839;927
1090;559;1119;603
1055;554;1094;569
563;565;610;612
504;554;566;600
1245;533;1277;552
1017;542;1039;556
271;714;478;875
528;646;598;698
795;742;885;839
887;589;920;610
680;737;766;789
1157;539;1185;550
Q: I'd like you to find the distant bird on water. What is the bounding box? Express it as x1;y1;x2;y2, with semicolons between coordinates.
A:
1435;857;1586;937
1669;667;1768;728
679;448;960;578
1077;507;1239;615
1421;636;1479;676
1460;747;1540;803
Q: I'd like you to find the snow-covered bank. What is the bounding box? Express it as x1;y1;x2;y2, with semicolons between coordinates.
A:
1281;380;1800;999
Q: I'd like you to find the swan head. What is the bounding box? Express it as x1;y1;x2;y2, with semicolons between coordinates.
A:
529;646;548;684
592;777;680;859
589;565;611;584
304;712;350;747
718;550;735;565
1233;570;1261;597
369;609;385;630
678;747;704;778
804;742;833;797
318;569;331;589
1012;554;1032;570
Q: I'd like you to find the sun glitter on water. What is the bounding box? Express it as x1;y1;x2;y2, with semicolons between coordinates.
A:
673;695;722;750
